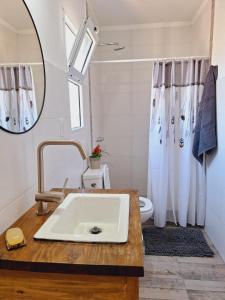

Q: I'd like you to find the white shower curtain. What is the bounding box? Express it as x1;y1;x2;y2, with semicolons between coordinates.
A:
0;65;37;132
147;58;209;227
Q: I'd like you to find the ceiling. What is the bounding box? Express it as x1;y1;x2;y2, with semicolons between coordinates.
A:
89;0;205;27
0;0;34;32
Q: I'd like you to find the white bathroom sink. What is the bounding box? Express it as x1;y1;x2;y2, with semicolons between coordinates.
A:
34;193;130;243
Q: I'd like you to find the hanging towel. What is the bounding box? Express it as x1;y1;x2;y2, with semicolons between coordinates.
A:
102;164;111;189
192;65;218;164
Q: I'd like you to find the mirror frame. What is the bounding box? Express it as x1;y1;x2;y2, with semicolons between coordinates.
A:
0;0;46;135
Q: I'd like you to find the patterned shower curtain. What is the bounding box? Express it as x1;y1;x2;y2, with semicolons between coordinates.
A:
147;58;209;227
0;65;37;132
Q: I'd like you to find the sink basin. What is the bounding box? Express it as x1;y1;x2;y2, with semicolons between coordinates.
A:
34;193;130;243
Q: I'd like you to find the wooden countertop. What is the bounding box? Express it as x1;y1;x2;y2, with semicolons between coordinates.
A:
0;189;144;277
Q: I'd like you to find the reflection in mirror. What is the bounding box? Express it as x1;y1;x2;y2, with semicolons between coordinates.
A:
0;0;45;134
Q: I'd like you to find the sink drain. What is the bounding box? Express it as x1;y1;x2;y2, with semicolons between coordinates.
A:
89;226;102;234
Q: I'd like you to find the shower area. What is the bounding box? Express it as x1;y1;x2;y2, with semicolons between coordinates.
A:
90;0;212;226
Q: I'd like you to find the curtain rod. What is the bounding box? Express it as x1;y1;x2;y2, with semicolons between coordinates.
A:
92;56;209;64
0;62;43;66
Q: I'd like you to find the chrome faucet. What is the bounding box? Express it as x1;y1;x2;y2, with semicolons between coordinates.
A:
35;140;87;215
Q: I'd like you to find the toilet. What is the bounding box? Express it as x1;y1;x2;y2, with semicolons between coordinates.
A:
82;165;154;224
139;196;154;224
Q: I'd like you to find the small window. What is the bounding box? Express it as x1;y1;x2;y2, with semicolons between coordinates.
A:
64;17;98;130
68;80;82;129
73;31;93;74
69;18;98;82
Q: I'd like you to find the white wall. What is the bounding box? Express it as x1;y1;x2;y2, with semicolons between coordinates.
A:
61;0;86;32
17;32;45;113
0;23;18;62
90;9;211;194
17;32;42;63
0;0;92;233
191;0;212;56
205;0;225;261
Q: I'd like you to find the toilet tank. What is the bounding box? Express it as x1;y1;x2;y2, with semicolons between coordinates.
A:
82;167;104;189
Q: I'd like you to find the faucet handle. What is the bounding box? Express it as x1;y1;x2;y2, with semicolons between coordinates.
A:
62;177;69;195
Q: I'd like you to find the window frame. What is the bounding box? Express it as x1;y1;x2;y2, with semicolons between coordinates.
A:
68;18;98;82
64;16;98;131
64;15;77;62
68;79;83;130
64;15;83;130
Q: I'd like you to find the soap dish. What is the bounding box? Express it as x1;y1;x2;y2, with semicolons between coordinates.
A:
5;227;26;251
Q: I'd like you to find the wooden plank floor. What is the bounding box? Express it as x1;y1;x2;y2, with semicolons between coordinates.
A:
140;230;225;300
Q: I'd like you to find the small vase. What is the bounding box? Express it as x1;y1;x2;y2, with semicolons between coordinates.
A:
89;157;101;169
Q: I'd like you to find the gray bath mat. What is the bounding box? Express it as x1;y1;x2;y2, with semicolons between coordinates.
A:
143;227;214;257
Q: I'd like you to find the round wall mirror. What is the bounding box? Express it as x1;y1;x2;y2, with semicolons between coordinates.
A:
0;0;45;134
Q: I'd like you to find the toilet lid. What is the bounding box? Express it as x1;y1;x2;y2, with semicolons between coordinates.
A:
139;197;153;213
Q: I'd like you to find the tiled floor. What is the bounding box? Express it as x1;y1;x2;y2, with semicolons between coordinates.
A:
140;231;225;300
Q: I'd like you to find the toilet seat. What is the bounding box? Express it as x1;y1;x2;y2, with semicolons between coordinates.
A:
139;196;153;214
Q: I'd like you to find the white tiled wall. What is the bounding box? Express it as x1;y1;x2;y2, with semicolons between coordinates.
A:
27;0;92;191
205;0;225;261
91;61;152;194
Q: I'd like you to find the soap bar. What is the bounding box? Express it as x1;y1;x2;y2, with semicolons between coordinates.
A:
5;227;26;250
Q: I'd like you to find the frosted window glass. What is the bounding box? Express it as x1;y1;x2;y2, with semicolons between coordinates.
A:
73;31;93;74
68;81;81;129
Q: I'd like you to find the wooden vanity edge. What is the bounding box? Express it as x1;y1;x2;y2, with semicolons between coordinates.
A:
0;260;144;277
